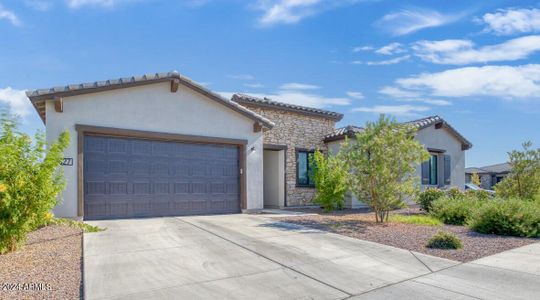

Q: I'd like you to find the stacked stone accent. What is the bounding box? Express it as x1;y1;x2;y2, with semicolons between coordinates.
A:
238;104;337;206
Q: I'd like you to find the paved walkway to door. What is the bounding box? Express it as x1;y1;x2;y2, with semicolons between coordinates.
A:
84;214;540;300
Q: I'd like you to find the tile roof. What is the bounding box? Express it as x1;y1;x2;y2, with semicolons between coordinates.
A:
480;162;512;173
465;167;490;174
26;71;275;128
231;93;343;121
323;115;473;150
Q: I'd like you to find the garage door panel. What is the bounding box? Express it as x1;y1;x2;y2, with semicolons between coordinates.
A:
84;135;240;220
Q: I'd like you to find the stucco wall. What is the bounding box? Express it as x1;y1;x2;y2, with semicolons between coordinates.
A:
263;150;285;208
414;125;466;191
326;124;467;208
236;104;336;206
45;82;264;218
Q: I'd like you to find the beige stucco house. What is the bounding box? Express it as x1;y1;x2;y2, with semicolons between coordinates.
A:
324;116;472;208
26;71;471;219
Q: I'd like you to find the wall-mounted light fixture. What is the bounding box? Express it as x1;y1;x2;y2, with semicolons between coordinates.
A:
250;146;256;152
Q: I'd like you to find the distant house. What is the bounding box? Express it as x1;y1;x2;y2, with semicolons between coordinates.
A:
465;163;511;190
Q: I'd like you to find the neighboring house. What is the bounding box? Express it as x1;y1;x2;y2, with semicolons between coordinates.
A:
324;116;472;208
465;163;511;190
26;71;470;219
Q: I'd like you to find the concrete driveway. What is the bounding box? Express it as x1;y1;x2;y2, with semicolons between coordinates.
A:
84;214;540;300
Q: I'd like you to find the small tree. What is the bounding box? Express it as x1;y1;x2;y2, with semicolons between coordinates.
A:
495;141;540;200
0;113;69;254
310;150;349;212
343;115;429;223
471;172;481;186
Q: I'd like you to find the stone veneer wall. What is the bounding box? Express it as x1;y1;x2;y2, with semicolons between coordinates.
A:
238;104;337;206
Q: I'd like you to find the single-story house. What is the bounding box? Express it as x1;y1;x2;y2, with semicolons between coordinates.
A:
324;116;472;208
465;163;511;190
26;71;472;219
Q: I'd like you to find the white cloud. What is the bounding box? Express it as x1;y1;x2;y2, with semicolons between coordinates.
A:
24;1;52;11
379;86;451;106
395;64;540;99
366;55;410;65
351;104;430;117
351;60;363;65
379;86;421;98
352;45;373;52
0;4;22;26
66;0;136;8
412;35;540;65
346;91;364;99
0;88;32;117
279;82;320;90
377;8;462;36
243;83;265;88
255;0;358;26
479;7;540;35
228;74;255;80
375;42;406;55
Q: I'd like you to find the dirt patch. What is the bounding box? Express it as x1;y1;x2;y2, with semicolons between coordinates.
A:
0;225;83;299
278;209;538;262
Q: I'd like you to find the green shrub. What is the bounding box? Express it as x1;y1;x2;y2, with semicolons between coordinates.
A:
311;150;349;212
469;198;540;238
426;231;463;249
44;218;105;233
446;187;465;200
430;196;484;225
465;189;492;201
416;188;445;212
389;214;442;226
0;114;69;254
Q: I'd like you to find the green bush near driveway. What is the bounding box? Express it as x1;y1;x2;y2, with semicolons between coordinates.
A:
469;198;540;238
311;150;349;212
389;214;442;226
427;231;463;249
0;113;69;254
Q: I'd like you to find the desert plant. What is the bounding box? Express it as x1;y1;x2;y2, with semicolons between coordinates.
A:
426;231;462;249
44;218;105;233
471;172;481;186
430;196;484;225
446;187;465;200
311;150;349;212
465;189;492;201
495;141;540;200
343;115;429;223
0;113;69;254
468;198;540;238
416;188;445;212
389;214;442;226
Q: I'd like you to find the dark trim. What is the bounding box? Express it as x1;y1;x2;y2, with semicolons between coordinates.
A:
75;124;248;146
295;148;316;188
234;98;343;122
263;143;288;151
427;147;446;153
75;124;248;218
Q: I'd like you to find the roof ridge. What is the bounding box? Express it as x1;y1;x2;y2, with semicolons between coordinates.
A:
231;93;343;121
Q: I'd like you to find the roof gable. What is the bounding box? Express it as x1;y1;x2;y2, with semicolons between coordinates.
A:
324;115;472;150
26;71;274;129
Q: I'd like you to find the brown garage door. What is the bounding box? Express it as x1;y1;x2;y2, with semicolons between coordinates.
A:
83;135;240;220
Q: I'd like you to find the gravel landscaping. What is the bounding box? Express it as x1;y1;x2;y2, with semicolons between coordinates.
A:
278;208;539;262
0;225;83;300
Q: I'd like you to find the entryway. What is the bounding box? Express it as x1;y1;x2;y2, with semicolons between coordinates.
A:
263;145;286;208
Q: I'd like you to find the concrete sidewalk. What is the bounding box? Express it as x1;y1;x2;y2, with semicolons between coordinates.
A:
84;214;540;300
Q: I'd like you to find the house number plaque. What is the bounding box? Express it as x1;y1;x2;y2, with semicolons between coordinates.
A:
61;158;74;166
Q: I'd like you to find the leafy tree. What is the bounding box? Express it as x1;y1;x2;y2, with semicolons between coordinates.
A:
495;141;540;200
310;149;349;212
0;113;69;254
471;172;481;186
343;115;429;223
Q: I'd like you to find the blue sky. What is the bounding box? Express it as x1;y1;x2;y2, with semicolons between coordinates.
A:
0;0;539;167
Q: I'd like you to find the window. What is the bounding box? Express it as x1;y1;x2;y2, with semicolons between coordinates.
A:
296;150;315;187
422;154;438;185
